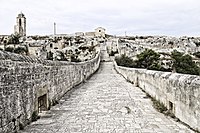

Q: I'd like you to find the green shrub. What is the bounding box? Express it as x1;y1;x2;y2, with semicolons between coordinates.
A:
135;49;161;70
13;47;27;54
193;52;200;58
109;50;118;56
7;34;20;44
5;46;14;52
171;50;200;75
115;54;135;68
151;97;168;113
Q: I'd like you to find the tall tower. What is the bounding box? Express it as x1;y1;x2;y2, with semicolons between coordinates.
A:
14;12;26;36
54;22;56;35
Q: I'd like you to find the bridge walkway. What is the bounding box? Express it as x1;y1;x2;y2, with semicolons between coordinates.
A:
21;61;193;133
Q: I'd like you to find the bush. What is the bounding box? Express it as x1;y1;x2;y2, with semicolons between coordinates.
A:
193;52;200;58
13;47;27;54
5;46;14;52
109;50;118;56
115;49;162;71
171;50;200;75
151;97;168;113
135;49;161;70
115;54;135;67
7;34;20;44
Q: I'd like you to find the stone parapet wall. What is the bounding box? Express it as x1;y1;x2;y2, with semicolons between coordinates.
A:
114;62;200;132
0;51;100;132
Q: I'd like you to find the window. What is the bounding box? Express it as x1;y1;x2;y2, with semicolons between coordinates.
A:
38;94;47;113
99;30;101;32
19;19;22;26
50;44;53;48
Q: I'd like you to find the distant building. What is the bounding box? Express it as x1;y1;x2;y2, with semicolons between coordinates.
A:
14;12;26;36
75;32;84;37
85;32;95;38
95;27;106;37
85;27;106;38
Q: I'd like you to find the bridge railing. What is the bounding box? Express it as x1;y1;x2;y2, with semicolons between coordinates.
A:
0;50;100;133
114;61;200;132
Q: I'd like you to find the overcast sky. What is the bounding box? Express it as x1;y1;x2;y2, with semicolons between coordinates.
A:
0;0;200;36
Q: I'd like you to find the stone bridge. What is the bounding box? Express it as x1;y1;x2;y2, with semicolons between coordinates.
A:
20;61;193;133
0;45;198;133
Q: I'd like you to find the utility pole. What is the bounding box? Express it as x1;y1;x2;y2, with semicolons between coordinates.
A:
125;31;127;37
54;22;56;35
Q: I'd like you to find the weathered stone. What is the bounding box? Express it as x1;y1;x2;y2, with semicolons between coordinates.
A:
0;50;100;132
21;62;193;133
115;61;200;132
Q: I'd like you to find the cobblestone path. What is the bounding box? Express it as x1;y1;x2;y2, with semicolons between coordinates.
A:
21;62;194;133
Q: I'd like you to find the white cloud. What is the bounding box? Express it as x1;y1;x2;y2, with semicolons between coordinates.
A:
0;0;200;36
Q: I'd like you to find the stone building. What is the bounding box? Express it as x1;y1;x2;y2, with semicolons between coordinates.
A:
14;12;26;36
95;27;106;37
85;27;106;38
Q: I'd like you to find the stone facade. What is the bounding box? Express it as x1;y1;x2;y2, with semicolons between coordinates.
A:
95;27;106;37
114;62;200;132
14;13;26;36
0;50;100;133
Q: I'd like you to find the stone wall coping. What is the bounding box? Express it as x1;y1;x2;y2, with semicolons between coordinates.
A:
114;61;200;86
0;50;100;66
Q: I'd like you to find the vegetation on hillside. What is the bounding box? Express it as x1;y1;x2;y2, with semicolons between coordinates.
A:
115;49;200;75
171;50;200;75
115;49;162;71
4;46;28;55
115;54;135;68
7;34;20;44
135;49;161;70
193;52;200;58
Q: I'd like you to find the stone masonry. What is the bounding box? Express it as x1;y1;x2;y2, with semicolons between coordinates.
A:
0;50;100;133
115;62;200;132
21;62;194;133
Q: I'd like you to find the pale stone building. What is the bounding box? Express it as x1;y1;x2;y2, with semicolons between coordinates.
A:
85;32;95;38
14;12;26;36
75;32;84;37
95;27;106;37
85;27;106;38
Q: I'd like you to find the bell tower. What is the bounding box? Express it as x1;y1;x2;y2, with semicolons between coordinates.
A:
14;12;26;36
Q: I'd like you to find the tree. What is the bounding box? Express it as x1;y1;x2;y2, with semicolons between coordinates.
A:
171;50;200;75
13;47;27;54
115;54;135;68
5;46;14;52
135;49;161;70
7;34;20;44
193;52;200;58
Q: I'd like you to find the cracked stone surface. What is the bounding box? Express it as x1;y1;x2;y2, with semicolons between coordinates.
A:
21;62;194;133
